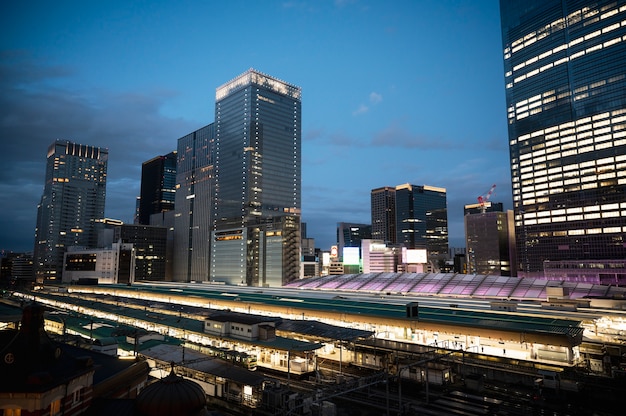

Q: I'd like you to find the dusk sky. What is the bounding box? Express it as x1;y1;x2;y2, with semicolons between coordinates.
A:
0;0;511;253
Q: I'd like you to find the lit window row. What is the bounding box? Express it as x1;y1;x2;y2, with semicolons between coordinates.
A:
512;108;626;146
505;4;626;58
506;29;626;88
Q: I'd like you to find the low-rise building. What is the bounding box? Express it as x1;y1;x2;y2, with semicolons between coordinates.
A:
204;311;279;342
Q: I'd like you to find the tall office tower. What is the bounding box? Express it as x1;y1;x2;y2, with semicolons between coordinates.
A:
114;224;167;281
33;140;108;282
210;69;302;286
336;222;371;258
371;186;397;245
137;151;177;225
464;204;517;277
173;124;214;282
500;1;626;274
395;184;448;263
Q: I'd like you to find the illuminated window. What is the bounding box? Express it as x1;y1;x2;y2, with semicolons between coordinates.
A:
50;400;61;416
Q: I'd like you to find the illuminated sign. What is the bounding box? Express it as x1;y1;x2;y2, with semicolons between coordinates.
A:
343;247;360;266
322;252;330;266
330;245;338;259
404;248;427;264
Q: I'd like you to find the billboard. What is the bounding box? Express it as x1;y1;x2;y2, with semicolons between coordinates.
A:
403;248;427;264
343;247;360;266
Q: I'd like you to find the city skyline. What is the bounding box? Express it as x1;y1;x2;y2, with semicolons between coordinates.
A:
0;1;511;253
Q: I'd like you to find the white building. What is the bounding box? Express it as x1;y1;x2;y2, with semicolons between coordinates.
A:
62;242;135;284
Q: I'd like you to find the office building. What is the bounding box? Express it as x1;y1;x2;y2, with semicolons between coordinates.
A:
371;186;396;244
0;252;33;285
464;204;517;277
500;0;626;274
33;140;108;283
62;242;134;284
464;202;504;216
361;240;398;273
210;69;302;286
336;222;371;256
395;184;448;263
173;124;215;282
114;223;167;281
137;151;177;225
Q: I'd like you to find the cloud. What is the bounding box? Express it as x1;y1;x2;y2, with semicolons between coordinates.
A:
304;127;324;142
0;52;199;251
352;104;369;115
369;92;382;104
353;91;382;116
370;120;449;149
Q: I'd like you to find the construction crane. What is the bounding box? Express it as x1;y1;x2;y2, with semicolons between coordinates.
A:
477;184;496;213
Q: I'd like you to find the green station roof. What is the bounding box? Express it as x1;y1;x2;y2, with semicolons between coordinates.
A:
19;283;584;343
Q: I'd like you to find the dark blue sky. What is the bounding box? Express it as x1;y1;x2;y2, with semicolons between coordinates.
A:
0;0;511;253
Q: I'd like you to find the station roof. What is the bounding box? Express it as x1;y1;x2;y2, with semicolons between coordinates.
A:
140;343;266;386
106;284;583;339
276;319;374;341
23;292;324;352
284;272;626;300
15;278;585;344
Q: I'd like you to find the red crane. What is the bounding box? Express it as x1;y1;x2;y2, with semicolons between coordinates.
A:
477;184;496;212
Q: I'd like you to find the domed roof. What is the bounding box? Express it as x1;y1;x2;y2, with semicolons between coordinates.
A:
136;364;207;416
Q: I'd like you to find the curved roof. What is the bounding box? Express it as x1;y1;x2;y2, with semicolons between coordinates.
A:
284;272;626;300
135;365;207;416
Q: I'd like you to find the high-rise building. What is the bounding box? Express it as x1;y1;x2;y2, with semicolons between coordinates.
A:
137;151;177;225
114;224;167;281
500;0;626;274
210;69;302;286
173;124;215;282
33;140;108;282
464;204;517;277
371;186;396;245
395;184;448;263
336;222;371;258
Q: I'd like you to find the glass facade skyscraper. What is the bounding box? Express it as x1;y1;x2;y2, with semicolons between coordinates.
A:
33;140;108;282
210;69;302;286
137;151;177;225
173;124;214;282
395;184;448;262
500;1;626;273
464;207;517;277
371;186;397;245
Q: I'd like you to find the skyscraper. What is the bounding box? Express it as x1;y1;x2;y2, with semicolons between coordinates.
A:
395;184;448;263
464;204;517;277
173;124;214;282
371;186;396;245
210;69;302;286
33;140;108;282
137;151;177;225
336;222;371;257
500;1;626;274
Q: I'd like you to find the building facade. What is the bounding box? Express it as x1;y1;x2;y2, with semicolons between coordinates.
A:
371;186;397;245
500;0;626;274
137;151;177;225
210;69;302;286
464;205;517;277
173;124;215;282
395;184;448;264
113;224;167;281
0;252;34;286
336;222;372;258
62;242;134;284
33;141;108;283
